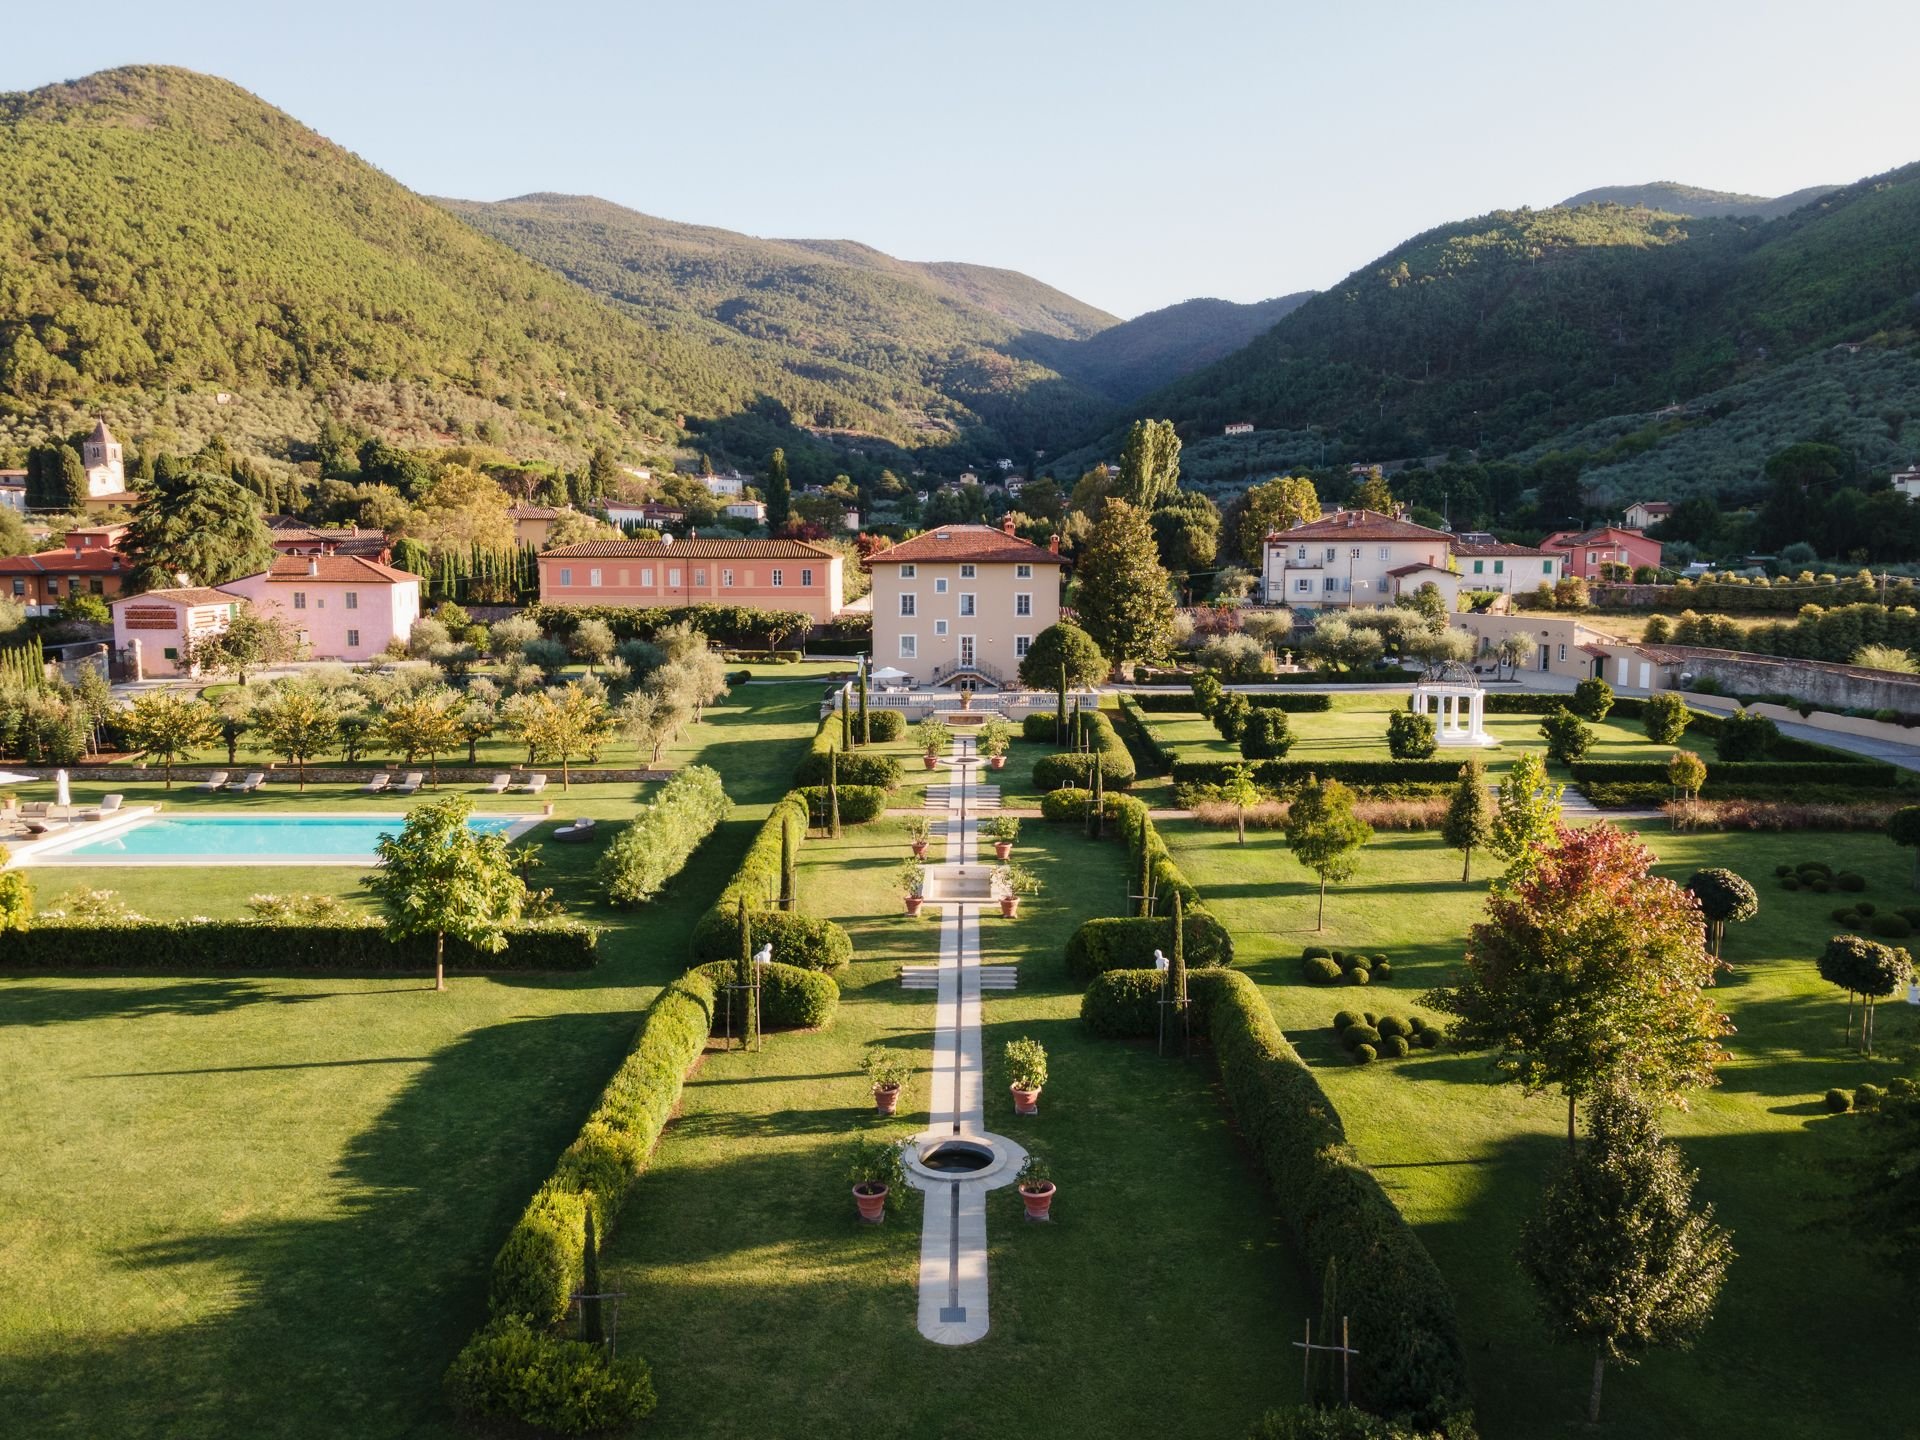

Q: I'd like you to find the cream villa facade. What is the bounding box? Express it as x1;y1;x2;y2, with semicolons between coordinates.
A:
866;520;1064;686
1262;509;1452;609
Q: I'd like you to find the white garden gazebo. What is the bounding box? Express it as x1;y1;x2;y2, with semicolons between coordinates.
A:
1411;662;1498;748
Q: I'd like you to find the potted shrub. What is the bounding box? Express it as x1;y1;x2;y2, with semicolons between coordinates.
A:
847;1134;904;1224
978;718;1013;771
900;858;927;917
992;861;1040;918
906;814;932;859
863;1049;911;1116
983;814;1020;860
915;717;952;770
1005;1036;1048;1115
1017;1152;1055;1222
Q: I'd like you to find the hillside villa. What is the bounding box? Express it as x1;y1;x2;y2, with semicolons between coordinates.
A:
0;522;132;614
1450;610;1655;689
1622;500;1673;530
1261;509;1454;609
536;536;844;624
865;518;1064;687
1539;524;1662;579
217;554;422;662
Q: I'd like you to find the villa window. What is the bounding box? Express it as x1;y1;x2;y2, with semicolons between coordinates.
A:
935;619;948;637
1324;547;1337;562
1015;635;1032;658
1016;564;1032;579
1015;593;1031;617
1295;579;1312;593
899;634;917;659
346;629;360;649
960;564;976;578
344;591;358;610
1493;560;1504;575
1587;551;1599;565
693;569;706;586
900;593;917;617
1349;547;1361;560
1472;560;1484;574
590;568;603;587
8;580;19;597
293;592;307;610
959;593;976;617
668;568;682;587
935;577;948;594
1378;547;1390;560
89;580;103;595
771;569;784;586
559;568;573;586
900;564;916;578
801;568;814;586
1558;644;1567;661
1543;560;1554;574
163;647;178;661
1323;578;1338;592
721;569;735;588
1296;546;1307;561
641;568;654;586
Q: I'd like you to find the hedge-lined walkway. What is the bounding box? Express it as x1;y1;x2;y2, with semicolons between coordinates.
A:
0;678;830;1440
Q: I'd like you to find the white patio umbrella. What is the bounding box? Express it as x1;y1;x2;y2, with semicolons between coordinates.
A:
871;666;910;681
55;770;70;808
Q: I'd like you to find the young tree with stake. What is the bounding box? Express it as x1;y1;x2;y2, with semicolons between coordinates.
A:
1442;756;1495;882
368;795;525;992
1285;778;1373;930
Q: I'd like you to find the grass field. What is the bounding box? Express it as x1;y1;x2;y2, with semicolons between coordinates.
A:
1161;818;1916;1439
0;677;827;1440
602;816;1308;1440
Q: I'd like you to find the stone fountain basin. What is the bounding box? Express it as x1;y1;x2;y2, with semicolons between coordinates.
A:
902;1129;1028;1189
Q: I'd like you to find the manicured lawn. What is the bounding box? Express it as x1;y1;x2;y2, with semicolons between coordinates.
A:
0;678;827;1440
601;816;1308;1439
1163;818;1915;1439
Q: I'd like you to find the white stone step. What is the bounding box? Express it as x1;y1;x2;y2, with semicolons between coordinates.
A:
899;964;1018;990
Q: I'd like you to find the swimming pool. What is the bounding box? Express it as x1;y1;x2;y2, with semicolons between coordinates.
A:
30;812;537;865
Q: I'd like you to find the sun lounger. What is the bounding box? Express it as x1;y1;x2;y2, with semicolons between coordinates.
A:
518;774;548;796
394;772;424;796
362;773;392;794
484;773;513;794
80;794;123;821
197;772;231;792
552;818;597;844
235;773;266;794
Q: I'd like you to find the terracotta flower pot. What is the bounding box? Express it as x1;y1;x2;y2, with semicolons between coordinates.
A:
853;1183;888;1223
905;895;925;917
1000;896;1019;918
990;755;1006;770
873;1084;901;1116
911;840;928;858
922;754;939;770
1020;1182;1056;1222
1011;1082;1040;1115
994;841;1012;860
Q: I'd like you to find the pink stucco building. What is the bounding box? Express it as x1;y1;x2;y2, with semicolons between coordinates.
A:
536;537;844;623
109;587;240;678
218;555;422;661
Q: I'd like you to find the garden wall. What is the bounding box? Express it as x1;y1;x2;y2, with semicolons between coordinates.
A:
1647;646;1920;715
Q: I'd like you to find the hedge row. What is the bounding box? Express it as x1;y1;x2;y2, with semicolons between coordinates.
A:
1115;696;1176;775
1066;914;1230;980
524;602;816;649
1172;757;1466;788
1127;691;1333;713
1193;968;1470;1421
0;919;599;972
1482;693;1651;717
690;793;854;970
691;959;840;1031
598;764;730;907
1568;759;1898;788
1080;968;1165;1037
794;717;905;789
1032;710;1137;791
794;783;889;826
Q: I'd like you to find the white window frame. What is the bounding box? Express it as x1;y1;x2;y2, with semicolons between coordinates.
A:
958;593;976;617
899;593;917;617
1014;634;1032;658
898;634;917;659
771;569;783;586
935;577;948;594
589;568;603;587
934;619;948;637
1296;546;1307;561
1558;644;1567;661
668;568;682;587
721;568;734;587
640;567;654;586
1015;564;1032;579
1295;578;1312;593
801;568;813;587
1377;547;1390;560
346;628;360;649
344;591;358;610
960;564;976;578
292;591;307;610
899;563;916;579
559;567;573;586
1325;547;1337;561
1015;592;1032;617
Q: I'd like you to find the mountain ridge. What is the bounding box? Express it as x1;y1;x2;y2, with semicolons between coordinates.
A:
1556;180;1842;220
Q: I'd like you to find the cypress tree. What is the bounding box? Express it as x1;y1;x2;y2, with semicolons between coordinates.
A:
779;815;795;910
857;666;870;745
1139;843;1153;917
581;1207;605;1345
1056;662;1068;743
1170;891;1188;1054
840;689;851;749
1312;1257;1340;1403
58;445;88;511
829;748;841;839
736;894;757;1047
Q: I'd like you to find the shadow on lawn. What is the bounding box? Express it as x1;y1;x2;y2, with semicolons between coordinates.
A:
0;976;451;1027
0;1009;636;1440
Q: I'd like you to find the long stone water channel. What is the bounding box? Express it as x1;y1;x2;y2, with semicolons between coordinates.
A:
900;736;1027;1346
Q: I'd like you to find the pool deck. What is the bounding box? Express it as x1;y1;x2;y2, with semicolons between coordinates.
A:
10;809;544;867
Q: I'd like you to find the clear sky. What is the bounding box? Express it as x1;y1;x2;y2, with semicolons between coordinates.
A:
6;0;1917;318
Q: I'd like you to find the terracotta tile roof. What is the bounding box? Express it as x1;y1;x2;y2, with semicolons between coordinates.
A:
865;524;1065;566
507;505;561;519
1453;540;1553;557
114;586;236;607
1269;508;1452;543
1386;562;1452;577
1544;526;1649;547
0;547;128;575
539;538;835;559
244;555;419;585
1631;501;1673;513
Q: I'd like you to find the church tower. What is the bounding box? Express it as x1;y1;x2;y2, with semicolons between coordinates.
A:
81;418;125;497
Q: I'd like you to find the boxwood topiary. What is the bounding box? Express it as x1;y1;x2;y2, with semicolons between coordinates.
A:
1838;872;1868;892
1341;1023;1381;1049
1079;969;1165;1038
445;1314;658;1433
1333;1010;1360;1032
1872;913;1913;939
692;960;839;1031
1856;1083;1887;1111
1833;908;1861;926
1799;861;1833;879
1418;1024;1444;1048
1825;1087;1853;1113
1811;878;1831;894
1304;945;1333;961
1352;1043;1377;1064
1304;956;1344;984
866;708;906;742
1373;960;1393;982
1347;966;1371;986
1857;901;1878;917
1782;875;1801;891
1382;1035;1410;1058
1774;863;1793;877
1376;1015;1412;1039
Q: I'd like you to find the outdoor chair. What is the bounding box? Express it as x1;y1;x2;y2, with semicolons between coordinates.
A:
235;773;266;794
552;818;597;844
394;772;424;795
484;773;513;794
362;773;392;794
197;772;230;792
518;774;548;796
80;795;123;822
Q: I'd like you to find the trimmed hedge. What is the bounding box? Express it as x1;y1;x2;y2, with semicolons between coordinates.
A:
691;959;841;1031
1022;712;1063;743
864;708;905;742
0;919;599;972
691;794;854;969
1172;757;1466;788
486;971;718;1327
1128;691;1333;713
1032;710;1137;791
794;718;904;789
598;763;730;907
1080;968;1165;1037
1065;913;1232;980
1117;695;1176;773
1192;968;1469;1421
445;1314;657;1435
795;783;888;825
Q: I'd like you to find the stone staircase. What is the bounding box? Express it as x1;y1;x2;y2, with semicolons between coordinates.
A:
900;964;1019;992
926;783;1001;811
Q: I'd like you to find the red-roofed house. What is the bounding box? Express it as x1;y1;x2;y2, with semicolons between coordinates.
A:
0;531;132;613
265;517;391;560
1622;500;1674;531
866;520;1065;685
1539;526;1662;580
1451;539;1561;596
1261;509;1453;609
109;587;240;678
536;537;844;622
217;555;421;661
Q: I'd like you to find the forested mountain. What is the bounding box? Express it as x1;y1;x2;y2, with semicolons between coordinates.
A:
1557;181;1840;221
1124;162;1920;476
1024;294;1313;402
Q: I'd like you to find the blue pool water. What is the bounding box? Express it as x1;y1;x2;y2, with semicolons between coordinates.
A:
52;813;521;862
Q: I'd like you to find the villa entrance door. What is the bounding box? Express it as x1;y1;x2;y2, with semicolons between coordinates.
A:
959;635;976;669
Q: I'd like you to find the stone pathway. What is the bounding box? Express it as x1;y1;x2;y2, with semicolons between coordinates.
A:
900;736;1027;1347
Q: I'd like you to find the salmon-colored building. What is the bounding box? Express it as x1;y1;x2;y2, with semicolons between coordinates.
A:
0;524;133;614
536;538;844;623
218;555;422;661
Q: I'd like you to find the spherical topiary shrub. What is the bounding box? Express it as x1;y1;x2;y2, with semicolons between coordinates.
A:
1418;1024;1444;1048
1811;878;1831;894
1376;1015;1412;1039
1407;1014;1428;1033
1799;861;1833;880
1333;1009;1360;1032
1832;908;1858;927
1857;901;1878;918
1872;913;1913;939
1341;1023;1381;1050
1825;1088;1853;1113
1331;949;1348;964
866;708;906;741
1347;966;1372;986
1362;1012;1379;1026
1900;907;1920;928
1856;1083;1887;1111
1382;1035;1410;1058
1774;864;1793;878
1303;945;1332;961
1352;1043;1377;1064
1304;956;1345;984
1838;872;1868;892
1888;1076;1918;1100
1782;876;1801;891
1373;959;1393;982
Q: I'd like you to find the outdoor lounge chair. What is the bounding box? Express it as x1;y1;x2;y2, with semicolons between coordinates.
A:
362;773;392;794
197;771;230;792
79;795;123;822
484;773;513;794
518;774;548;796
235;773;266;794
552;818;597;844
394;772;424;795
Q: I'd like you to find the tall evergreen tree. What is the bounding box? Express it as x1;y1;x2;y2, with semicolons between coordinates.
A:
1072;498;1174;673
1169;890;1188;1054
857;665;870;745
1443;757;1497;882
764;447;791;531
1114;418;1181;509
122;469;274;587
57;445;88;510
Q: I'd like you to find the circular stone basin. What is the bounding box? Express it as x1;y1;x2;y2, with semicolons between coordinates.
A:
918;1139;995;1174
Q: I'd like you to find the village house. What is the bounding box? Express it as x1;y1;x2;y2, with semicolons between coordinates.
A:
109;587;240;679
725;499;768;524
265;517;390;560
1622;500;1674;531
865;519;1064;687
1224;422;1255;436
703;473;746;497
1451;538;1560;597
0;522;132;613
1891;465;1920;500
507;505;563;547
1450;611;1655;689
1261;509;1453;610
537;537;844;624
1539;524;1663;579
217;555;421;662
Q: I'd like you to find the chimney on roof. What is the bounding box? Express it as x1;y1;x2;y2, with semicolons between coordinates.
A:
1048;533;1061;555
307;557;318;577
1001;515;1016;536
